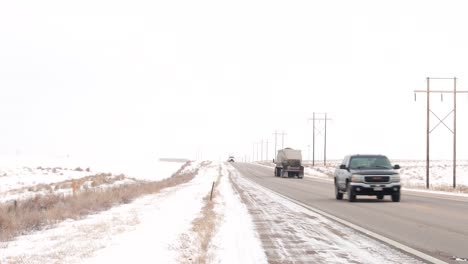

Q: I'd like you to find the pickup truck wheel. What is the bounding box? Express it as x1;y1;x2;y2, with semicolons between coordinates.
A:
347;184;356;202
335;183;343;200
377;194;384;200
391;192;401;202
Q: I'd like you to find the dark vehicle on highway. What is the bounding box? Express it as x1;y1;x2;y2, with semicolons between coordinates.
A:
334;154;401;202
227;156;235;162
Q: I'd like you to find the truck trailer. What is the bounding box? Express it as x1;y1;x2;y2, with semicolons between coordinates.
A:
274;148;304;178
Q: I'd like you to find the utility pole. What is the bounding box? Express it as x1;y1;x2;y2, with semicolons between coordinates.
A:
313;112;315;166
256;142;259;161
281;130;286;149
195;149;203;161
273;130;278;160
260;139;263;161
308;113;332;167
324;113;328;166
414;77;467;189
273;130;286;159
252;143;255;162
252;142;257;162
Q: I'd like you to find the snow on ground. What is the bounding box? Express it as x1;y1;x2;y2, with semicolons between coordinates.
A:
80;161;213;264
0;155;186;202
397;160;468;188
0;161;267;264
1;158;458;263
0;156;90;194
208;163;267;264
83;161;266;264
0;155;187;184
0;161;199;263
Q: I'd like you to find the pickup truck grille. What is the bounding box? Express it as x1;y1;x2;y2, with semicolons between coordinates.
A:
365;176;390;183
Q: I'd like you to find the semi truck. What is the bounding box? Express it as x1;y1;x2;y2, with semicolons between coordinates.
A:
274;148;304;178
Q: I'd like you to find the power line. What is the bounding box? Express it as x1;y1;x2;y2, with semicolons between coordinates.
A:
273;130;287;158
308;112;332;166
414;77;467;189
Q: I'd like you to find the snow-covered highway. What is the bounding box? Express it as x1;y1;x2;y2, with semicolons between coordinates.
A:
231;162;468;264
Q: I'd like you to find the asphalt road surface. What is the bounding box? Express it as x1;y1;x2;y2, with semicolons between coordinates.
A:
230;162;468;264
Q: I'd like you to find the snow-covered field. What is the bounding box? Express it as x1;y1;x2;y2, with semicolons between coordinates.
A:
0;156;186;203
397;160;468;189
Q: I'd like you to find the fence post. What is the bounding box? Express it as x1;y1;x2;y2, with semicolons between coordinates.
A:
72;180;77;196
210;181;215;201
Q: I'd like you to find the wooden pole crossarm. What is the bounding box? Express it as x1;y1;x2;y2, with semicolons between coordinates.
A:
414;90;468;93
308;118;332;121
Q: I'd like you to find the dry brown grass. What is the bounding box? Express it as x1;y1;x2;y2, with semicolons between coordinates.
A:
191;195;217;263
180;164;222;264
0;161;198;242
14;173;118;195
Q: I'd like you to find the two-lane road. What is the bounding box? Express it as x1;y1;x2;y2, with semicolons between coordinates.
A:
231;162;468;263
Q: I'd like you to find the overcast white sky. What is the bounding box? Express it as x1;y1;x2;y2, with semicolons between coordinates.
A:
1;0;468;162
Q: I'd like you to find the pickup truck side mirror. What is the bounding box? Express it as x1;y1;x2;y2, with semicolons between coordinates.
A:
339;164;347;170
393;164;401;169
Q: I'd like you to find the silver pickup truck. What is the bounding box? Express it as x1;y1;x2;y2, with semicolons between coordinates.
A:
334;154;401;202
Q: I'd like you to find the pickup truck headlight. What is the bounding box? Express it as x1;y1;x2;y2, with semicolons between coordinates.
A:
392;174;401;183
351;174;364;183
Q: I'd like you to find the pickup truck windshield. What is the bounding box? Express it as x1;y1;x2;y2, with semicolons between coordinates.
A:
349;156;392;170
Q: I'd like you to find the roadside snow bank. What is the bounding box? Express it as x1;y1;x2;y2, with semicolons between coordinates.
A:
208;164;267;264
